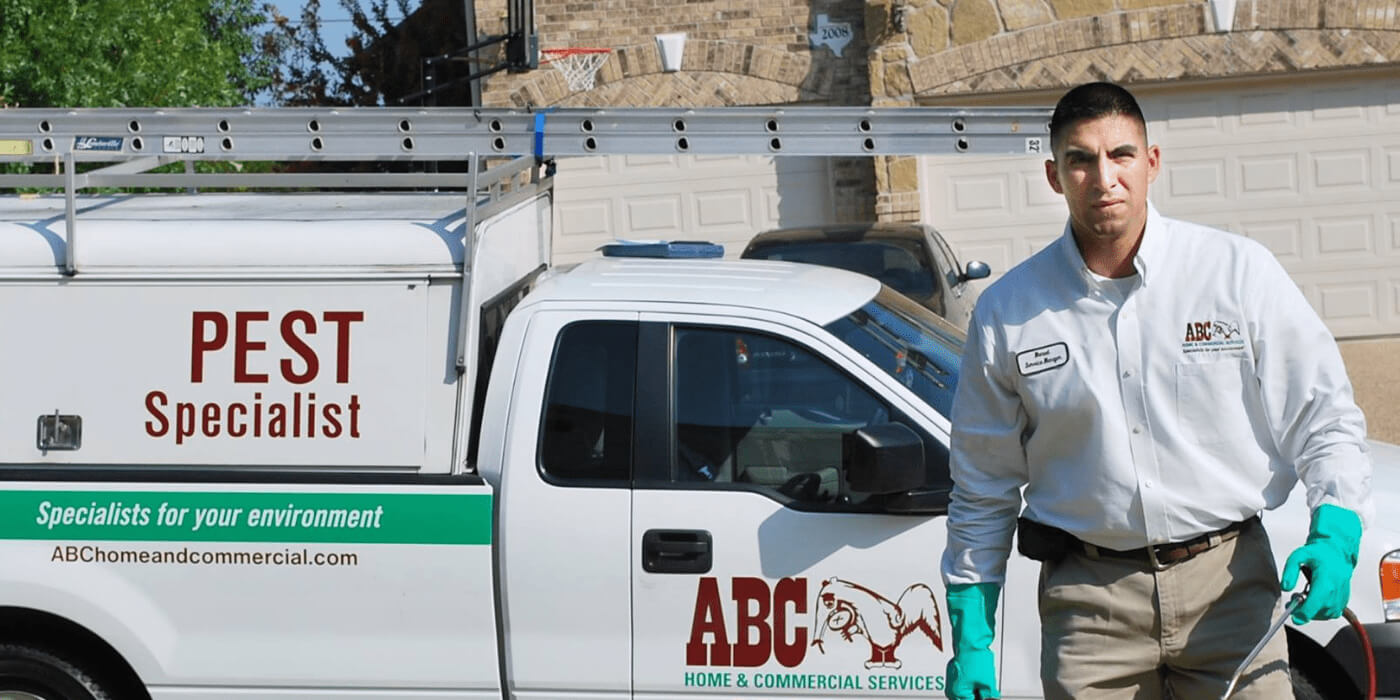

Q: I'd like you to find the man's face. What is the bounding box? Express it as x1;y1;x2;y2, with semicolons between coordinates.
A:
1044;113;1160;245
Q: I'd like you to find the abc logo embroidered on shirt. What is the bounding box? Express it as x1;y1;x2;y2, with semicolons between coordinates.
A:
1182;319;1246;354
1016;342;1069;376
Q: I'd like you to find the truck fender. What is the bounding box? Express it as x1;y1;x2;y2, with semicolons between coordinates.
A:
0;571;168;685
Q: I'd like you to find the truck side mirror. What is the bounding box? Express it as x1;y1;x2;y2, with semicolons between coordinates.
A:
843;423;925;494
962;260;991;281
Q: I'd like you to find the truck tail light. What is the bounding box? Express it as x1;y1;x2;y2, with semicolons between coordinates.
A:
1383;550;1400;622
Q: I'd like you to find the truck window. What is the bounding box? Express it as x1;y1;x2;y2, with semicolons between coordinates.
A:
672;326;948;510
539;321;638;483
468;265;547;466
825;288;963;417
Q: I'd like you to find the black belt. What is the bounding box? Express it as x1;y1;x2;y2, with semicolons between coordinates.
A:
1081;516;1258;571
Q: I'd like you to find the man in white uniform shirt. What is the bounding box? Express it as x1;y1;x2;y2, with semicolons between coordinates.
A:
940;82;1373;700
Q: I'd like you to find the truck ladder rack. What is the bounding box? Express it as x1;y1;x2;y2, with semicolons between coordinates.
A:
0;105;1052;167
0;105;1051;276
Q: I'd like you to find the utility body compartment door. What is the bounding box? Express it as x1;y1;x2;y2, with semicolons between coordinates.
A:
0;281;434;469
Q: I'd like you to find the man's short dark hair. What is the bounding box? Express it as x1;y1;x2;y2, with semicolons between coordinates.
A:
1049;82;1147;152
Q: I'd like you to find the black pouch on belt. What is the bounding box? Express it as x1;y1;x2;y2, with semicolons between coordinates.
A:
1016;517;1077;563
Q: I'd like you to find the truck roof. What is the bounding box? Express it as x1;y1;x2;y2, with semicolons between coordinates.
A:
533;257;881;326
0;193;469;274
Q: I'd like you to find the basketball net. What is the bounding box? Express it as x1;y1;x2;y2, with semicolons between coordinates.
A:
541;48;612;92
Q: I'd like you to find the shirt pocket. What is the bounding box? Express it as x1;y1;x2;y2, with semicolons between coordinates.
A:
1175;359;1251;445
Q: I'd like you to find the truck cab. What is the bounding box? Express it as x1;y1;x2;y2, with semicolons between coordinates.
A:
483;251;1398;699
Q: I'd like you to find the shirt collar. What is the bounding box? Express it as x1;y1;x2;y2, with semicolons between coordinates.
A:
1056;201;1165;290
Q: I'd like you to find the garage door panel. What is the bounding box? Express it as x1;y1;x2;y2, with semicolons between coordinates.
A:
1311;279;1389;337
1239;220;1303;262
1313;149;1372;190
1026;170;1064;208
1239;154;1300;197
553;155;834;265
1384;148;1400;183
1307;87;1372;123
952;174;1012;213
563;157;610;173
1239;92;1295;127
1318;281;1379;322
693;189;752;228
626;195;685;234
922;73;1400;337
1164;158;1227;199
1315;215;1376;257
926;155;1060;228
556;200;613;241
1160;96;1227;133
621;154;680;168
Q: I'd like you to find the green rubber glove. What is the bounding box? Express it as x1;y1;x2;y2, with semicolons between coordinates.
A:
946;582;1000;700
1281;503;1362;625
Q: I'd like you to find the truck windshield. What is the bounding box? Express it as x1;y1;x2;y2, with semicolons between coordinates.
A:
824;287;965;417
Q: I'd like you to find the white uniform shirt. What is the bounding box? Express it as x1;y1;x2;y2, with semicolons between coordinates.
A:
942;204;1374;585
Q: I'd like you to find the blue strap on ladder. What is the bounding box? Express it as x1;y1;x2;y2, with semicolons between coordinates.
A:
533;109;554;163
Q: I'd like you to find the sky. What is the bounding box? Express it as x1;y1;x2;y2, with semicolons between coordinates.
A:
263;1;414;59
257;1;419;103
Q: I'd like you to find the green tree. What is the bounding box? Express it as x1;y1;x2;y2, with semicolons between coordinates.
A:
268;0;471;107
0;0;278;107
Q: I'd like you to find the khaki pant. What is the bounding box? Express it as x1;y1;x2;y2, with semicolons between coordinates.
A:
1038;518;1294;699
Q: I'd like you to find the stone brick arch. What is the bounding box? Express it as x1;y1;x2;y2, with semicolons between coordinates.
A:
504;39;848;107
868;2;1400;101
915;27;1400;97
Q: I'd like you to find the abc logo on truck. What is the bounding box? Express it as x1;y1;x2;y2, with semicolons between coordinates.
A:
683;575;947;692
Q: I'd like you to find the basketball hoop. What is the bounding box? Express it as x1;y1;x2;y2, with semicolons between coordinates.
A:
541;48;612;92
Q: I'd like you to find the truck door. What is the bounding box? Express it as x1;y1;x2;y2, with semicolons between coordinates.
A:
494;311;638;699
631;313;965;698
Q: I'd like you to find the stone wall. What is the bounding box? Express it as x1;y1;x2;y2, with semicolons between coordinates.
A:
475;0;871;108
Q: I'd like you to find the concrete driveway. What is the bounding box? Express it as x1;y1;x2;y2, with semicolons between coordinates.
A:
1338;338;1400;446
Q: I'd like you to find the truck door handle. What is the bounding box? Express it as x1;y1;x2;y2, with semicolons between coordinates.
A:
642;529;712;574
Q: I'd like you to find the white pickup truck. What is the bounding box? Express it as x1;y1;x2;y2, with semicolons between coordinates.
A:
0;161;1394;700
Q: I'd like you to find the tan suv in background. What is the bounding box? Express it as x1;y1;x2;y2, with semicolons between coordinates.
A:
741;223;991;330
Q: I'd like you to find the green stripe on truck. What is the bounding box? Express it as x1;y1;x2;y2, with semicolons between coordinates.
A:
0;490;492;544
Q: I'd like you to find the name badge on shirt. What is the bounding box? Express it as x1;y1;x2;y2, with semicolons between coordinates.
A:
1016;342;1069;376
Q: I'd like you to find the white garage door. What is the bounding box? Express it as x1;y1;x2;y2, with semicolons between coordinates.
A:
921;72;1400;338
551;155;835;264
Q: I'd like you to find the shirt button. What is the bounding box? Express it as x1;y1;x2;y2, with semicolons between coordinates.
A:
1144;480;1154;489
1123;369;1134;378
1132;426;1143;434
